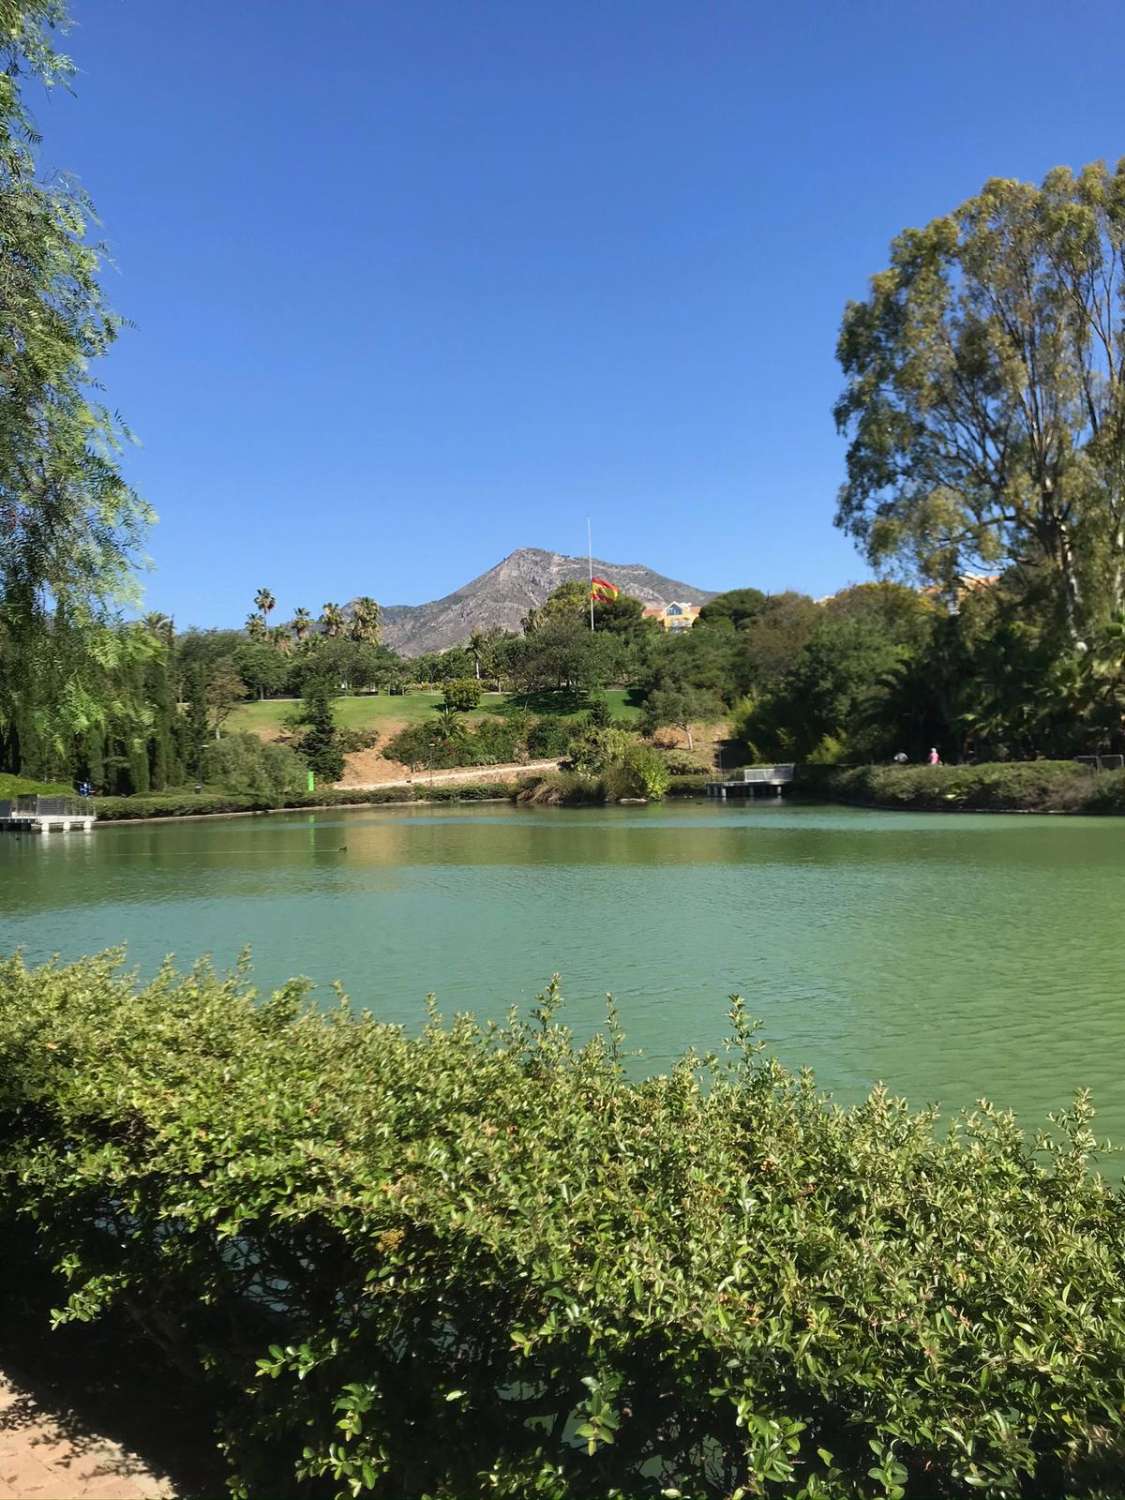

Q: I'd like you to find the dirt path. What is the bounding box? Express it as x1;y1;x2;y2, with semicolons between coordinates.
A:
0;1371;175;1499
339;758;561;792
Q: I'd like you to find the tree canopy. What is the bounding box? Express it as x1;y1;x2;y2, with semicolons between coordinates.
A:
835;160;1125;643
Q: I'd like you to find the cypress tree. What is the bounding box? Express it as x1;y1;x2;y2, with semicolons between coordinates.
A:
183;666;210;781
298;680;344;782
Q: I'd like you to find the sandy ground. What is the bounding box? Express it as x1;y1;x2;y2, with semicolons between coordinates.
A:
337;733;412;785
338;758;563;791
260;714;730;790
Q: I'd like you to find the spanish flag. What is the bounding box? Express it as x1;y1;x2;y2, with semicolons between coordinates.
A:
590;577;619;602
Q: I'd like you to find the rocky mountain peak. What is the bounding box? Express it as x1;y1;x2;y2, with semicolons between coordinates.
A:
365;547;713;656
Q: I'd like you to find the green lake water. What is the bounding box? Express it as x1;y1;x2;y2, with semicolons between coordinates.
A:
2;801;1123;1146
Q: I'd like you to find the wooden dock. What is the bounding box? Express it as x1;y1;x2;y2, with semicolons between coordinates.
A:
706;764;795;799
0;795;96;833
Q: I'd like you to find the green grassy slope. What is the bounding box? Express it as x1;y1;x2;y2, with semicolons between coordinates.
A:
0;773;72;798
228;689;639;739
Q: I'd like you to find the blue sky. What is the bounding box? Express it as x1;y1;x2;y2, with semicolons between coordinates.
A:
40;0;1125;626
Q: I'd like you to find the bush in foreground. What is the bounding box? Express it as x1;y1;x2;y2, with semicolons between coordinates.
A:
2;954;1125;1498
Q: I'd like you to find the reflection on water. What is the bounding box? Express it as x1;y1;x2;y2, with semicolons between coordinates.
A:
1;801;1123;1150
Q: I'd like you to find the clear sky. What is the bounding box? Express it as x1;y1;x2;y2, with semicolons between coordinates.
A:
38;0;1125;626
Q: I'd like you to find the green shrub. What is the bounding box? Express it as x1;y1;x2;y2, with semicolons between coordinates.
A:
604;743;671;801
470;716;526;764
525;715;574;758
416;780;522;802
658;747;714;775
1082;767;1125;812
336;726;381;754
666;771;712;796
2;956;1125;1498
202;732;307;800
516;770;605;805
94;792;263;820
566;726;634;777
442;677;483;711
793;761;1115;813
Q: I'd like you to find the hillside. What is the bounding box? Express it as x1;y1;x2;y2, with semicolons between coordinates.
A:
365;547;713;656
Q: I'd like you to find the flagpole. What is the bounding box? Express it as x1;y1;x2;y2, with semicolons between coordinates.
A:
587;517;594;632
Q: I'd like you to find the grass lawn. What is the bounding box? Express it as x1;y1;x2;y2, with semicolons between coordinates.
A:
228;689;639;739
0;773;72;798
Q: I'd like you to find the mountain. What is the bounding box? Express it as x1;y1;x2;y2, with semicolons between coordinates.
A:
364;548;714;657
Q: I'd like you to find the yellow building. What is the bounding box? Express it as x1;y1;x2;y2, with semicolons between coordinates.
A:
642;601;701;633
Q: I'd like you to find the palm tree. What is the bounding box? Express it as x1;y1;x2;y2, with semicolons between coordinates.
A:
350;596;380;644
246;612;268;641
269;623;293;655
321;602;345;638
468;629;488;681
142;611;174;645
291;607;313;643
254;587;276;621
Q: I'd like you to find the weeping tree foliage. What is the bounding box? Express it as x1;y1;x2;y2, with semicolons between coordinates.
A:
0;0;152;765
835;160;1125;644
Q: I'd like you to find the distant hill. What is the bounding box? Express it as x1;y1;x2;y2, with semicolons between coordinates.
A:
362;548;714;657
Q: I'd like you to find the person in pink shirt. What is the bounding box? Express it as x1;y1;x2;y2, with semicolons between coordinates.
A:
928;747;941;765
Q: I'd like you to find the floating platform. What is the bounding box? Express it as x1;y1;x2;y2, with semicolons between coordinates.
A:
0;795;96;833
706;763;795;799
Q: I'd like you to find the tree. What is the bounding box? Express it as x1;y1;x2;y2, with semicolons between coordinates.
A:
741;616;907;761
254;588;276;622
503;619;626;698
205;658;247;739
295;679;344;782
592;593;650;637
320;602;345;637
468;628;504;682
245;612;268;641
697;588;768;631
234;640;289;701
290;607;313;643
349;597;380;645
182;666;210;780
835;160;1125;643
822;582;935;651
523;580;589;633
442;678;483;712
736;592;821;690
0;1;152;764
640;688;724;751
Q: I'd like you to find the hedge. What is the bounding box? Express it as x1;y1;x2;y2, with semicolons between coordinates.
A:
93;782;524;821
794;762;1125;814
2;954;1125;1498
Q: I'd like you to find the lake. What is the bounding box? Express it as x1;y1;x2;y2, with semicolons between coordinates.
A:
2;801;1123;1147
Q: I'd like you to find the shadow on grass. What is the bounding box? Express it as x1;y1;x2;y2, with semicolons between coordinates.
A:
490;688;595;717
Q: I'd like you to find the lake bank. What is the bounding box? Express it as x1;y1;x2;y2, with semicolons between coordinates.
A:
75;760;1125;822
794;760;1125;814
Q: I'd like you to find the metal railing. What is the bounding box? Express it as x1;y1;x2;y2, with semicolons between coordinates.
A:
1074;754;1124;773
3;795;89;818
735;764;796;784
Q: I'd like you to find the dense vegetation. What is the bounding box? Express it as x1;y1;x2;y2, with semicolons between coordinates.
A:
796;761;1125;814
3;954;1125;1499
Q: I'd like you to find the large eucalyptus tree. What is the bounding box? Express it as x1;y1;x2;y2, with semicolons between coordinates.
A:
835;160;1125;645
